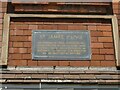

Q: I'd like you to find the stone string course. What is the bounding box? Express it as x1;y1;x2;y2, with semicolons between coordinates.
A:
1;69;120;84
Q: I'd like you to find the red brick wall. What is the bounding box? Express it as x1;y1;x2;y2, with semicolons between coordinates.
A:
8;18;116;67
0;2;117;67
0;1;7;60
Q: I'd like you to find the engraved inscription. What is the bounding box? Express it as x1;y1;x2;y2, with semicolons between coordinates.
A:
32;30;91;60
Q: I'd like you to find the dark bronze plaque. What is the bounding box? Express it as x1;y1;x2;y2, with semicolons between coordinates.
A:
32;30;91;60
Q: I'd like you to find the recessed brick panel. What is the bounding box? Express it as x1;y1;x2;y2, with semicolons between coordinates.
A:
8;17;115;67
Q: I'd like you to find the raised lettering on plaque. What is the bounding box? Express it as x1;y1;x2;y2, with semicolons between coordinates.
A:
32;30;91;60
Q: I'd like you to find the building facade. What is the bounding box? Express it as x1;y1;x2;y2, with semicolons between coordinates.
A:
0;0;120;89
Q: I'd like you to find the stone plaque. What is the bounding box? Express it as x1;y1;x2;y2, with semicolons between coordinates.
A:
32;30;91;60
